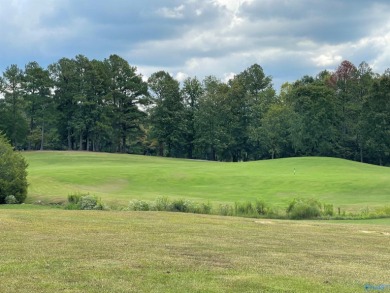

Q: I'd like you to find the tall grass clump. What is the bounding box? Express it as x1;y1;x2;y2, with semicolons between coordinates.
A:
218;204;234;216
286;198;322;219
153;196;172;211
233;199;273;218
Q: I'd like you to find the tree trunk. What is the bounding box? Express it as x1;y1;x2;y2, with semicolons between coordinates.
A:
40;120;44;151
121;135;126;153
79;132;83;151
67;127;72;150
158;142;164;157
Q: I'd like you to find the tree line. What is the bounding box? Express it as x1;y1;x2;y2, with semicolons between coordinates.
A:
0;55;389;165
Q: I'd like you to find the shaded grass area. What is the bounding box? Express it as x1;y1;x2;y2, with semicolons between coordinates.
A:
24;151;390;211
1;209;389;292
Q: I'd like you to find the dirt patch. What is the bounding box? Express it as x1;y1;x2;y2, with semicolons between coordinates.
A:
254;220;274;224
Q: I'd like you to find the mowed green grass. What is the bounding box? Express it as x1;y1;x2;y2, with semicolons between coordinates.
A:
25;151;390;210
0;209;389;293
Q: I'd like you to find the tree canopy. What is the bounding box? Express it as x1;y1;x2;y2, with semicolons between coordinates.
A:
0;133;28;204
0;55;389;166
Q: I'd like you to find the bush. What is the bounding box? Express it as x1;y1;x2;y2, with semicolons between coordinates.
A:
65;193;104;210
79;195;104;210
153;196;172;211
197;202;212;214
171;199;188;212
323;203;334;216
287;198;322;219
374;206;390;217
128;199;151;211
5;195;18;204
254;199;268;215
218;204;234;216
0;133;28;204
235;201;258;217
68;193;82;204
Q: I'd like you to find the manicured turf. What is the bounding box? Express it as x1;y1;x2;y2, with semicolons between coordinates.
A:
0;209;389;293
24;151;390;211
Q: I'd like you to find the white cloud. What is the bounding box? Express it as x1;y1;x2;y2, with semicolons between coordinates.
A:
2;0;390;91
223;72;236;82
175;72;189;82
312;53;343;67
157;4;185;19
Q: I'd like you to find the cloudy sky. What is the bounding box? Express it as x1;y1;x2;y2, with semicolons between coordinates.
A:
1;0;390;89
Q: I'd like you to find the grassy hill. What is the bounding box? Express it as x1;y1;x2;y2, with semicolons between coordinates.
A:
24;151;390;210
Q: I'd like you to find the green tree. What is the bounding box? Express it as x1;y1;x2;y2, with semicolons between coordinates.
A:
261;103;297;159
362;74;390;165
105;55;149;153
288;79;338;156
148;71;186;157
0;65;28;148
181;77;203;158
49;58;79;150
194;76;231;160
23;61;54;150
330;60;360;159
0;133;28;204
228;64;275;161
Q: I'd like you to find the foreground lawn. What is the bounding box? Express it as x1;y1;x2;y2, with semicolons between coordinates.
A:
0;209;389;292
24;151;390;211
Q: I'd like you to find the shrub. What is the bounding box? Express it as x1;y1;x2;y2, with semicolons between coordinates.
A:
128;200;150;211
254;199;268;215
171;199;188;212
287;198;322;219
235;201;258;217
218;204;234;216
79;195;104;210
153;196;172;211
65;193;104;210
374;206;390;217
5;195;18;204
68;193;82;204
197;202;212;214
323;203;334;216
0;133;28;204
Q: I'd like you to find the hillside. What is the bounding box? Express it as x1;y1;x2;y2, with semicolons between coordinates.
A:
24;151;390;210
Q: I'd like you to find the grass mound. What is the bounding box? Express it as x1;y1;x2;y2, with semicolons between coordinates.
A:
24;151;390;211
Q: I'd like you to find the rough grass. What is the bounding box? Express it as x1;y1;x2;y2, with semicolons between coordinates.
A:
0;209;389;292
24;151;390;211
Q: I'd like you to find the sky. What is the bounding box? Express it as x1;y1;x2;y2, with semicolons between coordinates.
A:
1;0;390;90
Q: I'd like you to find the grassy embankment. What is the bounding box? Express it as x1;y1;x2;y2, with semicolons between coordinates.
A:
24;151;390;213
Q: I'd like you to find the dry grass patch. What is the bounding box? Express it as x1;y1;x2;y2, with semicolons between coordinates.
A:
0;209;389;292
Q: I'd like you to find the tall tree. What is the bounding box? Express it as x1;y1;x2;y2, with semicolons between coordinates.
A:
330;60;359;158
362;74;390;165
105;55;149;153
0;65;27;147
288;79;338;156
23;61;53;150
228;64;275;161
181;77;203;159
148;71;186;157
261;103;297;159
49;58;79;150
194;76;231;160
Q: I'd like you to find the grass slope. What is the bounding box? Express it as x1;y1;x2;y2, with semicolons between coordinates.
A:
0;209;389;292
24;151;390;210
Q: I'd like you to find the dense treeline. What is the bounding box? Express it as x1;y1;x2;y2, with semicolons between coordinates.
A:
0;55;389;165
